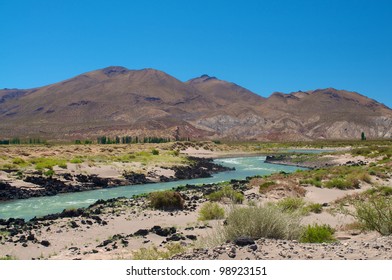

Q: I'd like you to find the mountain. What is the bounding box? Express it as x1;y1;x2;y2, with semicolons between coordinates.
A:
0;66;391;141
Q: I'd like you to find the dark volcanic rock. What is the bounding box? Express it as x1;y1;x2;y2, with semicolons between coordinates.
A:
173;157;234;180
40;240;50;247
123;172;152;184
234;237;255;246
150;226;176;237
134;229;149;236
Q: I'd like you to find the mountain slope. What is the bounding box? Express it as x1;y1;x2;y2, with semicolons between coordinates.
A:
0;66;391;140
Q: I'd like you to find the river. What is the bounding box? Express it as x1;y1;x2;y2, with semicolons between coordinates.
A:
0;156;306;220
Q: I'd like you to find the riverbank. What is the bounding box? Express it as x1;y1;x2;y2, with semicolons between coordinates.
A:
0;143;233;201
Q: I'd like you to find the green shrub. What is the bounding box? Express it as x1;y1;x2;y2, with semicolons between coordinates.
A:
324;178;352;190
151;149;159;155
0;255;16;260
299;178;322;188
306;203;323;214
148;190;184;210
198;202;225;221
43;169;55;177
379;186;392;196
132;243;185;260
207;186;244;203
12;157;27;166
32;158;67;170
259;181;276;193
223;204;303;240
70;158;84;164
277;197;306;213
300;224;336;243
353;196;392;235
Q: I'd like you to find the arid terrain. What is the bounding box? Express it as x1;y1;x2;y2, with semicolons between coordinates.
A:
1;140;391;260
1;66;391;141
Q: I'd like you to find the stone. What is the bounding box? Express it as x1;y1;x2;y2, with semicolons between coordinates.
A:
134;229;149;236
234;236;255;246
41;240;50;247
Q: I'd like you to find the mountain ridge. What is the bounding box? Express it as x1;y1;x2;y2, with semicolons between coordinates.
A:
1;66;391;141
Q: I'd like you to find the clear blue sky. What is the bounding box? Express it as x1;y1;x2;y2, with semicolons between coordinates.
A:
1;0;391;108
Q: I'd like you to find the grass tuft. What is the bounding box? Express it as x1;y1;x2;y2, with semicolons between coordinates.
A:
198;202;225;221
222;204;303;240
148;190;184;210
300;224;336;243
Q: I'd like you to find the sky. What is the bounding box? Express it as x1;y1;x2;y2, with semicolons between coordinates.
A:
1;0;391;108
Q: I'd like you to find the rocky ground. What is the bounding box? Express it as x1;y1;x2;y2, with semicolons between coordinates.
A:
172;234;392;260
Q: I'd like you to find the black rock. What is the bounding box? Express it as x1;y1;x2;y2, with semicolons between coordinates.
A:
166;234;184;242
151;226;176;237
97;239;113;247
134;229;149;236
41;240;50;247
70;221;79;228
27;234;35;241
186;235;197;240
234;237;255;246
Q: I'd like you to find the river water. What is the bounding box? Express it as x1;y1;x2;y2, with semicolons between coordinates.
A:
0;156;305;220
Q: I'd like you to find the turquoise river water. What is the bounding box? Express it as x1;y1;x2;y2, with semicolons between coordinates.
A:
0;156;306;220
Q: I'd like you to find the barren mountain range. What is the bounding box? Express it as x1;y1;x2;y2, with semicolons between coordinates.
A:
1;66;391;141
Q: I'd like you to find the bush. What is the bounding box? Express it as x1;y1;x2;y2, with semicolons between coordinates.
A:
148;190;184;210
299;178;322;188
32;158;67;170
207;186;244;203
198;202;225;221
70;158;84;164
151;149;159;155
44;169;55;177
132;243;185;260
300;224;336;243
277;197;306;213
353;196;392;235
306;203;323;214
12;157;26;165
223;204;303;240
324;178;352;190
0;255;16;260
259;181;276;193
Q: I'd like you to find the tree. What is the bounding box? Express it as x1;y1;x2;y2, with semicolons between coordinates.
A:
361;132;366;141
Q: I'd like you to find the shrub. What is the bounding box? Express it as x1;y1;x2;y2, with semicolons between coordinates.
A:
132;243;185;260
32;158;67;170
198;202;225;221
324;178;352;190
300;224;336;243
151;149;159;155
299;178;322;188
148;190;184;210
223;204;303;240
12;157;26;166
277;197;306;213
70;158;84;164
306;203;323;214
259;181;276;193
0;255;16;260
207;186;244;203
353;196;392;235
43;169;55;177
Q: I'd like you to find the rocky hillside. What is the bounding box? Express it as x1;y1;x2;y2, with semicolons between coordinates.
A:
0;66;391;140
